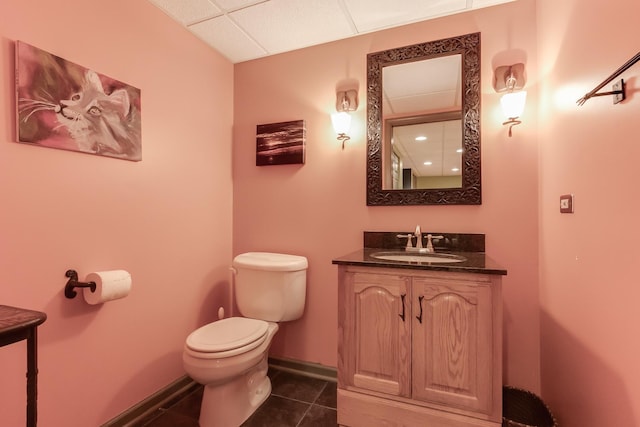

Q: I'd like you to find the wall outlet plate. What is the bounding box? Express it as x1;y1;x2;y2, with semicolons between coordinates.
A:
560;194;574;213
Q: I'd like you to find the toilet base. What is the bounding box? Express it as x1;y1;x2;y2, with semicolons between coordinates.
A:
198;357;271;427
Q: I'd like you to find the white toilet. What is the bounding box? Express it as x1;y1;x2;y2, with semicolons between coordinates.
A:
183;252;308;427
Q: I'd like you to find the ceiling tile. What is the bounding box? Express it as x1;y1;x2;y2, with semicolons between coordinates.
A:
189;15;268;63
229;0;356;54
147;0;516;63
149;0;221;25
343;0;468;32
212;0;267;12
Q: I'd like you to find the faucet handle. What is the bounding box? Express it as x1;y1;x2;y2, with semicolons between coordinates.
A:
397;234;413;249
425;234;444;252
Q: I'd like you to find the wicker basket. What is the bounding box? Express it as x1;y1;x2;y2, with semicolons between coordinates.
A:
503;386;558;427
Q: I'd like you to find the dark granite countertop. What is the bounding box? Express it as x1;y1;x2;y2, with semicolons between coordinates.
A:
332;231;507;275
332;248;507;275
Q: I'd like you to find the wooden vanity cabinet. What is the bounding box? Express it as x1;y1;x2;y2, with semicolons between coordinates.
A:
337;265;503;427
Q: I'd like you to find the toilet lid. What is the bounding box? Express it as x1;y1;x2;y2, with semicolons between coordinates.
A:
186;317;269;353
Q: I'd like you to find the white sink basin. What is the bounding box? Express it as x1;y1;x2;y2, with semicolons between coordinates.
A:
370;251;467;264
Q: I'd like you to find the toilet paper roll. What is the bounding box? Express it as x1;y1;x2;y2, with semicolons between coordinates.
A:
83;270;132;305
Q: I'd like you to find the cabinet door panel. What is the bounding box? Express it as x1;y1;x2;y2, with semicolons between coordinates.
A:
412;279;493;414
349;272;411;397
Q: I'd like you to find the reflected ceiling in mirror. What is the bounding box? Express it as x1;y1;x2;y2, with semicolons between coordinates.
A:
383;55;461;115
367;32;481;205
387;115;462;190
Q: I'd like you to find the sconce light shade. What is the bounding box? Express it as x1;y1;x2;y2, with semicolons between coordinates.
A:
331;112;351;135
332;111;351;149
500;91;527;119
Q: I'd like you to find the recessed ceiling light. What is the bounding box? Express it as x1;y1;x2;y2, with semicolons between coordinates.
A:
456;148;463;153
424;161;433;166
452;167;460;172
415;136;427;141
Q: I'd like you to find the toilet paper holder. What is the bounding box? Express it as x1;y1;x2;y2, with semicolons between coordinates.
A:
64;269;96;299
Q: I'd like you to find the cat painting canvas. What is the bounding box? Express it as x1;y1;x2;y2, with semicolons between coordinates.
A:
16;41;141;161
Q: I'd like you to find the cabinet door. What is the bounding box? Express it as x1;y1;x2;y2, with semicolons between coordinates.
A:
411;278;493;415
342;270;411;397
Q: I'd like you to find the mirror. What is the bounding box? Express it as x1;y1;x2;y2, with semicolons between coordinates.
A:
366;32;481;205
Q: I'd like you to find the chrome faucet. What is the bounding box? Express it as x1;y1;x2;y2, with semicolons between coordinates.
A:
397;225;425;252
398;226;443;253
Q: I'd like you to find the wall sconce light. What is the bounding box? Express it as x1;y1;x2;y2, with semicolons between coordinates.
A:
331;89;358;148
494;63;526;137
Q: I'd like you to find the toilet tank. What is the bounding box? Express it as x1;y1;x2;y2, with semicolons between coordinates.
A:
232;252;308;322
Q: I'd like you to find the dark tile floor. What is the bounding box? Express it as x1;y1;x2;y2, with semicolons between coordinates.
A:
139;369;337;427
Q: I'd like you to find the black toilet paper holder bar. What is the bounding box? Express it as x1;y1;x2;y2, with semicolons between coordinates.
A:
64;269;96;299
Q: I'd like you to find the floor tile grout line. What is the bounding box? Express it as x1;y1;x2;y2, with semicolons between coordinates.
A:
294;403;314;427
271;393;319;406
308;381;327;406
271;378;329;404
269;392;338;410
312;403;338;410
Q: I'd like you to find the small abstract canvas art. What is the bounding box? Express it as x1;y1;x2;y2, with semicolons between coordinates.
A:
256;120;306;166
15;41;142;161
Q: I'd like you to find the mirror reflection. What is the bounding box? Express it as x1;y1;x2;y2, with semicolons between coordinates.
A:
386;115;463;190
382;55;463;190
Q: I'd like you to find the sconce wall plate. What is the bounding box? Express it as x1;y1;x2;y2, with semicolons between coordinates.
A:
336;89;358;112
494;63;526;92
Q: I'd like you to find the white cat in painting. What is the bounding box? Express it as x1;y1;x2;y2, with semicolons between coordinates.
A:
19;69;141;161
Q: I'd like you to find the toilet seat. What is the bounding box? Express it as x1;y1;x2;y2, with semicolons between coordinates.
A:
186;317;269;358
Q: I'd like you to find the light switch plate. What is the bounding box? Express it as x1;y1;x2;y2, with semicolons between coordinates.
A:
560;194;574;213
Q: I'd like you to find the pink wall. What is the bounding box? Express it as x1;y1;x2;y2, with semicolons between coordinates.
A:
537;0;640;425
0;0;233;425
5;0;635;425
234;0;541;393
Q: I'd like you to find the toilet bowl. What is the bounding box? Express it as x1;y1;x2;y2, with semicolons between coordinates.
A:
183;252;307;427
183;318;279;427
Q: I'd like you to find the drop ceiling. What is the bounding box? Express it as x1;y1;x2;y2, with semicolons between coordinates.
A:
148;0;516;63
